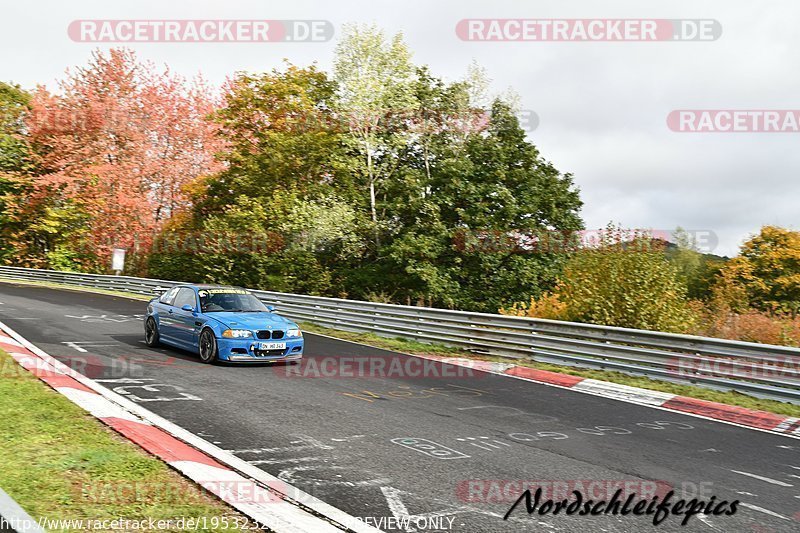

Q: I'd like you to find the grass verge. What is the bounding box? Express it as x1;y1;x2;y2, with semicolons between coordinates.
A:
0;348;246;532
300;322;800;418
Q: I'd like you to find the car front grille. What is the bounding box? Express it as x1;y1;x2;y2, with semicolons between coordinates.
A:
256;330;284;339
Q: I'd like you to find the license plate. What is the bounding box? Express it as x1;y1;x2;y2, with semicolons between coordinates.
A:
258;342;286;350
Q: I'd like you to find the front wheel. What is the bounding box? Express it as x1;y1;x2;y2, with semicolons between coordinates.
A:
198;329;218;364
145;317;160;347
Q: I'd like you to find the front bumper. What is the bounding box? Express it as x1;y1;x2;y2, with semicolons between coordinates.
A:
216;336;304;362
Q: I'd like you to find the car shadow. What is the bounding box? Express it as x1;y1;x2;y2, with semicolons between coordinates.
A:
107;333;294;368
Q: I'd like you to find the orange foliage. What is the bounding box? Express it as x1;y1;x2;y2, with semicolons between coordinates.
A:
21;49;224;264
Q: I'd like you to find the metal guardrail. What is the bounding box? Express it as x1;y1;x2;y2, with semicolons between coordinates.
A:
1;265;799;404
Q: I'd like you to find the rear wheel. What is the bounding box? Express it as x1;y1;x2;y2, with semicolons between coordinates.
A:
145;317;160;347
199;329;218;364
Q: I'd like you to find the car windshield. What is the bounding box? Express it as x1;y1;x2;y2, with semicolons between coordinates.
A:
198;290;268;313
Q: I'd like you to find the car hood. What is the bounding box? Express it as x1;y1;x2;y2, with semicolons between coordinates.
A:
206;312;293;330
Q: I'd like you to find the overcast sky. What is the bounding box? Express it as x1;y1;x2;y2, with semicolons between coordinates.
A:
2;0;798;257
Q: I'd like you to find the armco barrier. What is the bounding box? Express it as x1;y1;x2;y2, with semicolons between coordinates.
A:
0;265;798;404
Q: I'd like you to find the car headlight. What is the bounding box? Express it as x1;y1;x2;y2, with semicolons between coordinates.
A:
286;328;302;338
222;329;252;339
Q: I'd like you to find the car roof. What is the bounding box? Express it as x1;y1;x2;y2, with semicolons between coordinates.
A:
178;284;247;291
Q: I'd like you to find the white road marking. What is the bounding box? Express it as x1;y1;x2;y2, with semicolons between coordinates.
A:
730;470;793;487
469;439;511;451
62;341;119;352
696;515;724;532
112;383;202;402
62;342;88;353
391;438;470;460
736;491;758;496
228;435;334;455
250;456;324;465
278;466;390;487
740;502;790;520
329;435;366;442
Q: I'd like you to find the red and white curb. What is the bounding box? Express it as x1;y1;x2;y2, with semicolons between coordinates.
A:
0;321;382;533
407;353;800;439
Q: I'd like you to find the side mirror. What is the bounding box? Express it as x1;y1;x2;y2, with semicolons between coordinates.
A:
181;304;195;312
266;305;276;312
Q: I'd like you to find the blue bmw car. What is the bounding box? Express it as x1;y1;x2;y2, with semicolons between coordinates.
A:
144;284;304;364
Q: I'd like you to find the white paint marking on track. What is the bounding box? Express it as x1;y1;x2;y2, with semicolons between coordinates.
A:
740;502;791;520
63;342;88;352
696;514;724;532
278;466;391;488
62;341;120;352
730;470;793;487
228;436;334;455
249;457;325;465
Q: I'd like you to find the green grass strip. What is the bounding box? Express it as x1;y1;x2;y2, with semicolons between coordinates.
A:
0;348;244;532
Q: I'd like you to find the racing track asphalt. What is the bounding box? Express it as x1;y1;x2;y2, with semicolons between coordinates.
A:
0;281;798;533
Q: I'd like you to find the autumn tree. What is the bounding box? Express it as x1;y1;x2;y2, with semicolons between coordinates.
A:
720;226;800;316
9;49;222;270
543;226;694;332
149;64;355;294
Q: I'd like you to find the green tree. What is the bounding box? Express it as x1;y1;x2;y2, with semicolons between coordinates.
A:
376;97;583;311
334;24;417;247
666;227;726;300
556;226;695;332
